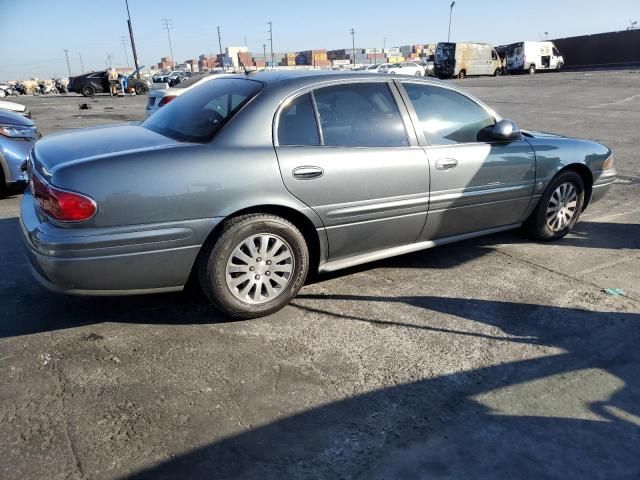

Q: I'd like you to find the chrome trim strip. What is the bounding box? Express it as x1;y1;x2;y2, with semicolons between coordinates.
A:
319;223;521;273
429;184;531;203
326;196;429;218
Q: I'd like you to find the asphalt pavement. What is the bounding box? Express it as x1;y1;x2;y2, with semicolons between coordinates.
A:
1;70;639;479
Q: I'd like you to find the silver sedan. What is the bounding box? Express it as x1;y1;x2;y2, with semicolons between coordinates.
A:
20;71;616;318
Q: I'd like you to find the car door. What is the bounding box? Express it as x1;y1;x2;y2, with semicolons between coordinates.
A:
398;81;536;240
274;81;429;260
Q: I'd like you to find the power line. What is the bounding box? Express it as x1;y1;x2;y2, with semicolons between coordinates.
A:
162;18;175;64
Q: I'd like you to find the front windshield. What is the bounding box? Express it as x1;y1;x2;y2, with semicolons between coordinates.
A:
143;78;263;143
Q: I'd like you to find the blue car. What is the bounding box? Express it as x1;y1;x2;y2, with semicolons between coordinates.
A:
0;109;38;197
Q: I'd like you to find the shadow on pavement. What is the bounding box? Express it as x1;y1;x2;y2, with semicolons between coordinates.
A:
127;295;640;479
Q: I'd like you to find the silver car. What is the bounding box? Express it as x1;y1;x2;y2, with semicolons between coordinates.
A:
20;72;616;318
1;109;37;197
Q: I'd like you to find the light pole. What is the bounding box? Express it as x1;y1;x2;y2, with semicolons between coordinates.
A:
267;21;274;68
350;28;356;66
64;49;72;77
448;1;455;42
78;52;85;73
121;36;130;69
125;0;140;78
162;18;175;65
263;43;267;69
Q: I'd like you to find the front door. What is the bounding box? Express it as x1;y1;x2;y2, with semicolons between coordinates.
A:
399;81;536;240
274;82;429;260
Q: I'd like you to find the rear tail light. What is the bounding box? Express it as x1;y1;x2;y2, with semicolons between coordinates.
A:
32;172;97;222
158;95;177;107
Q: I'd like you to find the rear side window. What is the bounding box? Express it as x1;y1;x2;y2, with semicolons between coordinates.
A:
403;83;495;145
313;83;408;147
143;78;262;143
278;93;320;146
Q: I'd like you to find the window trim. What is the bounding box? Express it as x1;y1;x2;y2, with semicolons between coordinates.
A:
273;79;418;148
394;79;503;147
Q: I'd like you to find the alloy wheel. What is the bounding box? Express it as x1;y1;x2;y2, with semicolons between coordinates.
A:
546;182;578;231
225;233;294;304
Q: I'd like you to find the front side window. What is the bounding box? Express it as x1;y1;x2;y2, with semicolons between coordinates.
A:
143;78;262;143
403;83;495;145
313;83;408;147
278;93;320;146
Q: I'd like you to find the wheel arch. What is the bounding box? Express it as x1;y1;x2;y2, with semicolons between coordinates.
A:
557;163;593;210
186;204;326;289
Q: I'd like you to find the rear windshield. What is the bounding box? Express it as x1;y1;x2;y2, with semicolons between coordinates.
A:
143;78;262;142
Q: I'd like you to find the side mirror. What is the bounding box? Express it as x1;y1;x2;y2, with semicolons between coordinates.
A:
492;119;521;141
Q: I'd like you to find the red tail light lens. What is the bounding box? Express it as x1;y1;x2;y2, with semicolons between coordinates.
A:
158;95;177;107
32;173;97;222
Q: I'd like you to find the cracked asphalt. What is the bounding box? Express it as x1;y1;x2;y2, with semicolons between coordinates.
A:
1;70;639;479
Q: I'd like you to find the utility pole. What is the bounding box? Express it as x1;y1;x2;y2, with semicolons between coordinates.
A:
162;18;175;65
217;26;223;57
448;1;455;42
267;21;274;68
121;36;130;69
263;43;267;69
125;0;140;78
350;28;356;66
78;52;85;73
106;53;113;69
64;49;72;77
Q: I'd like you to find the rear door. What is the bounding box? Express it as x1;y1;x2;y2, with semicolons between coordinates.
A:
274;81;429;260
398;81;536;240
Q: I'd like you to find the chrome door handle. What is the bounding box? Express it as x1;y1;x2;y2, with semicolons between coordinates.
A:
435;158;458;170
293;166;324;180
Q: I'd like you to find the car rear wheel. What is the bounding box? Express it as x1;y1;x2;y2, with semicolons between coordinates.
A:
135;83;148;95
458;70;466;79
526;171;585;241
81;85;95;97
198;213;309;319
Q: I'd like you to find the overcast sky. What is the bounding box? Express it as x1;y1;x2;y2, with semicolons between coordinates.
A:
1;0;638;79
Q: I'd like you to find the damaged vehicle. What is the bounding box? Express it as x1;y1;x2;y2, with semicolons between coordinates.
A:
435;42;503;79
21;72;616;317
1;109;38;197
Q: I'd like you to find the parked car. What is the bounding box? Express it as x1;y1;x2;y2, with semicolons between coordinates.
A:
505;41;564;74
152;70;186;84
363;63;393;73
386;62;425;76
145;74;224;117
1;109;38;197
435;42;503;79
68;71;110;96
419;60;436;77
20;72;616;318
0;100;31;118
69;67;151;96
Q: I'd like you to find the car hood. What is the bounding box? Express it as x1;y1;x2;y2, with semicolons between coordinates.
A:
522;129;567;139
0;100;27;113
33;123;181;174
0;108;34;126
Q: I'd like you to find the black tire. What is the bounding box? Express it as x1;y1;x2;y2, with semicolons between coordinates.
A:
134;83;148;95
493;68;501;77
0;169;7;199
525;170;585;241
556;62;563;72
458;70;466;79
528;64;536;75
414;71;422;76
81;84;95;97
198;214;309;319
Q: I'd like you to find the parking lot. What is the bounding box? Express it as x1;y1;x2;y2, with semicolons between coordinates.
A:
1;70;639;479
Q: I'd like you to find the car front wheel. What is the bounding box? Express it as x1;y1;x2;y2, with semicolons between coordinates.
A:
135;83;148;95
526;170;585;241
81;85;95;97
198;214;309;318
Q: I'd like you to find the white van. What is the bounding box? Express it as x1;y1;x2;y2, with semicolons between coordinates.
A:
506;41;564;74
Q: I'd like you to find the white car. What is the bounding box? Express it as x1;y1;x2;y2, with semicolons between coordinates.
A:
386;62;425;76
145;74;225;117
0;100;30;118
364;63;393;73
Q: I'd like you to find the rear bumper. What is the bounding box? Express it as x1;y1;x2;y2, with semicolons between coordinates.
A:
20;191;221;295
